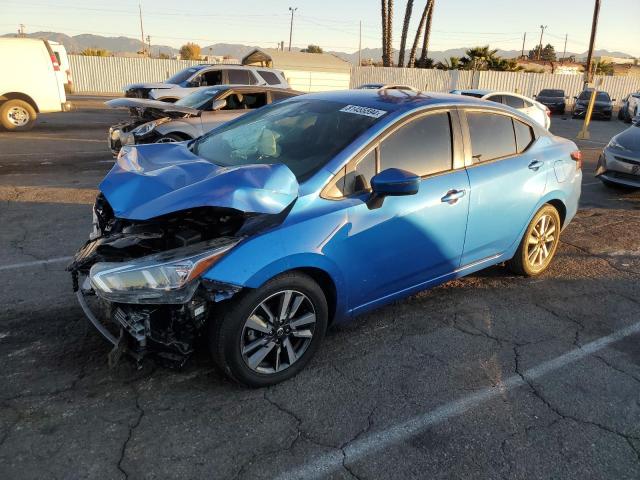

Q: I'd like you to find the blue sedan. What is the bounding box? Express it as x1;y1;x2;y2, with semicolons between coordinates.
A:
69;89;582;386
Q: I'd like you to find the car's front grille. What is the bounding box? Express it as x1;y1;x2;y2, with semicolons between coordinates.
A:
614;156;640;166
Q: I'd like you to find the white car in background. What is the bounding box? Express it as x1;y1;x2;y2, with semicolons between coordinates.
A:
49;41;73;94
451;89;551;129
123;65;289;102
0;37;71;131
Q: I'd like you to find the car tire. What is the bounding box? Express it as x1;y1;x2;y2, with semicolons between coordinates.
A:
208;271;328;387
507;204;561;277
0;99;37;131
155;133;189;143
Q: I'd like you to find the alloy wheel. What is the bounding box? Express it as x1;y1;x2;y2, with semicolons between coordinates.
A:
240;290;316;374
7;106;29;127
526;214;557;269
155;137;178;143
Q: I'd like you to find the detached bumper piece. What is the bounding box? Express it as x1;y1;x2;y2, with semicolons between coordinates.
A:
76;280;209;369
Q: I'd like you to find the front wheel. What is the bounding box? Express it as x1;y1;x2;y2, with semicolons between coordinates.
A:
507;205;561;276
209;272;328;387
0;99;37;131
155;133;189;143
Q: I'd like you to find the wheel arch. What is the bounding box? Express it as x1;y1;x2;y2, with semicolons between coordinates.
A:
546;198;567;227
0;92;39;113
288;267;338;325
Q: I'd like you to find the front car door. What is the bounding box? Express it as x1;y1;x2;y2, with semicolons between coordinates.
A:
460;108;547;266
324;109;470;312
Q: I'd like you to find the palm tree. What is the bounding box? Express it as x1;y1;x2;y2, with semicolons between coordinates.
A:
408;0;431;67
397;0;414;67
461;46;499;70
436;56;461;70
385;0;394;66
417;0;435;67
381;0;388;66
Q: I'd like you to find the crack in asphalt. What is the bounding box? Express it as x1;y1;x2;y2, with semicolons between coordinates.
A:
561;239;640;278
513;345;640;464
116;388;145;480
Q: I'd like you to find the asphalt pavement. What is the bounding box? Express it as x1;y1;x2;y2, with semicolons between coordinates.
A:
1;97;639;480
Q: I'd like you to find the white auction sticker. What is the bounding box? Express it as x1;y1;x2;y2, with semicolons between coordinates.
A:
339;105;387;118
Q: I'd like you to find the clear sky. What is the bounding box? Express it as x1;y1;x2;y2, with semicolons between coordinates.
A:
1;0;639;56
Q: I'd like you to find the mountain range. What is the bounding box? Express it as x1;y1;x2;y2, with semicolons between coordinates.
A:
2;31;635;64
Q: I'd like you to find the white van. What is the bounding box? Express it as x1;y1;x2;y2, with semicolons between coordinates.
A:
49;41;74;94
0;37;71;131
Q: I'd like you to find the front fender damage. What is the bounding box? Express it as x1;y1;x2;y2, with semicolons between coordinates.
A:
68;194;292;369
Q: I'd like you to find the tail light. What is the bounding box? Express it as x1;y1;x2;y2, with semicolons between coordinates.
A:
50;54;60;71
545;107;551;117
570;150;582;170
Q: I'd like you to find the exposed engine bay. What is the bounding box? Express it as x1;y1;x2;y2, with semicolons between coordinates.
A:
68;193;287;369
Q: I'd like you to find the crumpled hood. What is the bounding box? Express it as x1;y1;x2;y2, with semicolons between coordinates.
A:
100;143;299;221
124;82;175;90
106;98;199;116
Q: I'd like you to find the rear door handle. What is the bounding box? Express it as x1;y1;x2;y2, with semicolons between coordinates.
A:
441;189;466;204
528;160;544;171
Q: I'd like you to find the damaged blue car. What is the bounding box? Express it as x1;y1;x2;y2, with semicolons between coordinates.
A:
69;89;582;387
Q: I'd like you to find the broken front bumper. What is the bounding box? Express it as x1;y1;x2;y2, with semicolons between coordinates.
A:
75;275;210;367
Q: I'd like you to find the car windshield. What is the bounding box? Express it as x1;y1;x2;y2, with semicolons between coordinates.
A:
175;89;220;110
539;89;564;97
191;99;386;181
166;67;201;85
579;91;610;101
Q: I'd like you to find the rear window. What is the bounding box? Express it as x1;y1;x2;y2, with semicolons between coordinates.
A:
467;112;517;163
504;95;525;109
539;89;564;97
258;70;281;85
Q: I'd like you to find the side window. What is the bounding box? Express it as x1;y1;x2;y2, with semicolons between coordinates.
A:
379;112;453;177
504;95;525;109
486;95;504;104
344;149;377;195
201;70;222;86
227;69;254;85
222;93;244;110
271;91;294;103
466;112;517;163
258;70;281;85
242;93;267;109
513;119;534;153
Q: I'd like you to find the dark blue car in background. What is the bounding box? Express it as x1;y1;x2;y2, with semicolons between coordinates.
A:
69;89;582;386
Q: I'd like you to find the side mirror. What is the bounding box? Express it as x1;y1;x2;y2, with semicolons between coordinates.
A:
368;168;420;209
211;99;227;111
612;98;617;102
189;78;201;87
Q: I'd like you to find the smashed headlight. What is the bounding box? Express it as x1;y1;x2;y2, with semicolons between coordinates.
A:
89;237;240;304
131;118;169;137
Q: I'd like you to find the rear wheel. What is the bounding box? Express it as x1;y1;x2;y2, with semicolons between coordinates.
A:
0;99;37;131
209;272;328;387
507;204;561;276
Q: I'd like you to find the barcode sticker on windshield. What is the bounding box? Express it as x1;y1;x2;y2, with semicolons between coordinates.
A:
340;105;387;118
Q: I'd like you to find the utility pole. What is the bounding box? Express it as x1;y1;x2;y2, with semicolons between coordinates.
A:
358;21;362;66
146;35;151;57
18;24;26;37
520;32;526;59
288;7;297;52
585;0;601;85
561;33;568;63
138;2;145;56
537;25;547;61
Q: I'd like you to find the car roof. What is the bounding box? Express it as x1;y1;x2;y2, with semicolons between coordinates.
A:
298;89;492;114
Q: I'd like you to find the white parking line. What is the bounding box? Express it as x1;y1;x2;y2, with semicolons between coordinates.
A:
0;256;72;272
276;320;640;480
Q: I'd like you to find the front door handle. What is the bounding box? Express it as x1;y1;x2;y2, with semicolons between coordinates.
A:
441;189;466;205
528;160;544;171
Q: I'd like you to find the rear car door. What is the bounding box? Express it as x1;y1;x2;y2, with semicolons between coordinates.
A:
460;109;547;265
325;109;470;309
